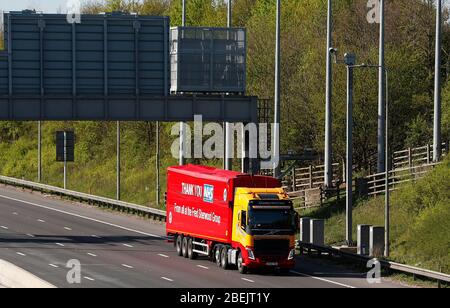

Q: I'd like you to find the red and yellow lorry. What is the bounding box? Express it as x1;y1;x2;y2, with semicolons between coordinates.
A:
166;165;297;274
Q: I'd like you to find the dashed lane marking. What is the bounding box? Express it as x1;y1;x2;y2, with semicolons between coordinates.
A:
197;265;209;270
161;277;174;282
0;194;163;239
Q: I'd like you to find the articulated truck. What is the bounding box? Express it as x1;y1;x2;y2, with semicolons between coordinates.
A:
166;165;297;274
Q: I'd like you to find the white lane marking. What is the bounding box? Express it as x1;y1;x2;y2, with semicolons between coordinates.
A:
241;278;255;283
290;270;356;289
55;243;65;247
1;226;8;230
197;265;209;270
87;253;97;257
161;277;173;282
0;194;163;239
84;276;95;281
26;234;35;237
122;264;134;269
122;244;133;248
12;212;18;215
49;264;59;268
16;252;26;256
64;227;72;231
37;219;45;223
158;253;169;258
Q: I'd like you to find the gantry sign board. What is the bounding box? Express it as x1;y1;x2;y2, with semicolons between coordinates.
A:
0;11;257;123
56;131;75;162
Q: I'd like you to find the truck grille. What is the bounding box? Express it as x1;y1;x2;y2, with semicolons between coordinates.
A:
253;239;289;257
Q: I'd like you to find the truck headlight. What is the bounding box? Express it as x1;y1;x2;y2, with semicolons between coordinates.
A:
246;248;255;260
288;249;295;260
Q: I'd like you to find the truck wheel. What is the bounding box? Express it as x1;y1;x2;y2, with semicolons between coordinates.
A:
187;238;197;260
175;235;183;256
215;245;222;267
182;236;189;258
220;246;229;270
237;252;247;274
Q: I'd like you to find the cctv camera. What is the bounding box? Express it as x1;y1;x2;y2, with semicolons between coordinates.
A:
329;48;338;54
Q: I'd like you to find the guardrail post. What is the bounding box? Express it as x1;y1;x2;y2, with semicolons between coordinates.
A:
309;165;313;189
342;159;346;183
426;144;431;164
291;167;296;191
408;147;412;171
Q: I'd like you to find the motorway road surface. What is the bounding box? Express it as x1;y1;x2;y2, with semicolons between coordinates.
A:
0;185;407;288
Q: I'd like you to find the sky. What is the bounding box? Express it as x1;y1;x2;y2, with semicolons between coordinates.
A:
0;0;77;13
0;0;105;26
1;0;450;14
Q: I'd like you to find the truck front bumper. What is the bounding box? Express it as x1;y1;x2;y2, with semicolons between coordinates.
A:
244;256;295;269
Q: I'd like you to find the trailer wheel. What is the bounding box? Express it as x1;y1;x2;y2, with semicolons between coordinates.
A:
220;246;229;270
187;238;197;260
175;235;183;256
215;245;222;267
182;236;189;258
237;251;247;274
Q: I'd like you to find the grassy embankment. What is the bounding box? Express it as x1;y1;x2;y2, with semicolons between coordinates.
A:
298;157;450;274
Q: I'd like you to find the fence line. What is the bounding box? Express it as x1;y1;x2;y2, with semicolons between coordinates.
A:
280;141;448;207
362;162;441;197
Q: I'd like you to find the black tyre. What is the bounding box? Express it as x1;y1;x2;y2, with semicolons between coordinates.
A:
187;238;197;260
182;236;189;258
215;245;222;267
220;246;229;270
175;235;183;256
237;251;247;274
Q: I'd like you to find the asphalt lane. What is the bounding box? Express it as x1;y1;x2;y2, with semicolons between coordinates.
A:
0;185;405;288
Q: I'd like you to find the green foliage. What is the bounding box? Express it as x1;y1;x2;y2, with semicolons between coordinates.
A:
404;115;433;148
441;80;450;142
75;0;450;164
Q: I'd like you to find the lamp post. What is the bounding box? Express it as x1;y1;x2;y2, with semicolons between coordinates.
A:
225;0;233;170
344;53;356;246
179;0;186;166
273;0;281;178
324;0;333;189
434;0;442;162
332;50;390;252
377;0;386;173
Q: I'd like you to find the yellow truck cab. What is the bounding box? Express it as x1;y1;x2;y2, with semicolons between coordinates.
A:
231;188;297;273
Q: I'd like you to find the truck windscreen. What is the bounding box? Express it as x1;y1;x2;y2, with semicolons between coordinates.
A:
248;206;295;230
